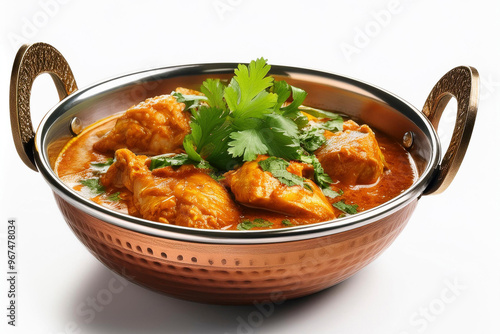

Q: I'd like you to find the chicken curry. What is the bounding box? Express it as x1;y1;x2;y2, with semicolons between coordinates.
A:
55;59;416;230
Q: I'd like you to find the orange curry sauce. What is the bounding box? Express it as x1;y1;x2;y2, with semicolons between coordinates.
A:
55;114;417;230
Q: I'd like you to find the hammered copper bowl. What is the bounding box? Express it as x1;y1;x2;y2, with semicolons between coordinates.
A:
10;43;478;304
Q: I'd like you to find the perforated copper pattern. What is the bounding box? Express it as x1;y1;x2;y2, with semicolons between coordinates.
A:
55;194;416;304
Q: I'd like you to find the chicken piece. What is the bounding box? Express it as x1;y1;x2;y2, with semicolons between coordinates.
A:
93;94;191;155
101;149;240;229
342;120;360;131
174;87;205;96
315;124;385;185
303;114;358;140
224;156;336;221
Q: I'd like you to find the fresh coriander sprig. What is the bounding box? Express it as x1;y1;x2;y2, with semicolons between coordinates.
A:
149;153;212;170
258;157;312;191
181;58;313;170
90;158;114;174
149;153;224;181
172;92;207;110
332;200;358;214
79;178;105;195
237;218;274;230
107;192;122;202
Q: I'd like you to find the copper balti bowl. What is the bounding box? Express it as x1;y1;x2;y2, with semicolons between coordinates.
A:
10;43;478;304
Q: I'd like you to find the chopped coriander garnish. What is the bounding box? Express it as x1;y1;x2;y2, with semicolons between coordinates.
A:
90;158;114;174
320;118;344;133
209;173;225;182
322;187;342;199
149;153;212;170
237;218;274;230
299;117;343;153
149;153;224;181
172;92;207;110
258;157;311;191
298;154;333;189
90;158;114;168
107;192;122;202
281;219;293;226
332;200;359;214
298;105;345;122
149;153;190;169
299;127;327;152
79;178;105;195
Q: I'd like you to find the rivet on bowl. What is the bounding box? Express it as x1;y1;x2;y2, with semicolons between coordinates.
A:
402;131;415;149
69;117;82;136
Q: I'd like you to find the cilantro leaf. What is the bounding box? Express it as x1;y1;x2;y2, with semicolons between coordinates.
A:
183;106;233;168
320;118;344;133
183;134;203;162
260;114;301;160
237;218;274;230
264;113;299;138
209;173;226;182
224;58;277;119
149;153;191;170
80;178;105;195
299;127;327;152
90;158;114;174
90;159;114;168
258;157;311;191
333;200;359;214
298;114;344;153
281;219;293;226
108;192;122;202
228;114;301;162
271;80;291;109
299;153;333;189
282;109;309;129
298;105;344;119
200;79;226;110
149;153;212;170
272;81;309;128
172;92;207;110
282;85;307;114
322;187;342;199
228;129;268;161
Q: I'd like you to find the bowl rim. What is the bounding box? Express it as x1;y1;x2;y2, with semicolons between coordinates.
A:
34;62;440;244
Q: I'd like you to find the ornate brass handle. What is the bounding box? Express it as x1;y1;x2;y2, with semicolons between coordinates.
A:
10;43;78;171
422;66;479;195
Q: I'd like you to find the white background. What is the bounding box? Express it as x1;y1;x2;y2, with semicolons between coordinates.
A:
1;0;499;333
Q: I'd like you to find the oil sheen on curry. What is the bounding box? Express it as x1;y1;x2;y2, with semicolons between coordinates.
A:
55;59;416;231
